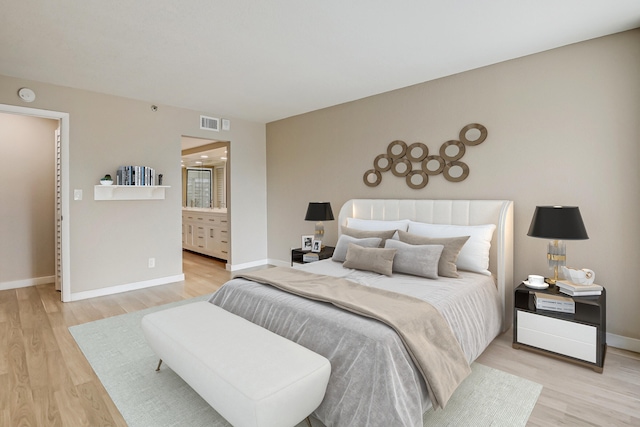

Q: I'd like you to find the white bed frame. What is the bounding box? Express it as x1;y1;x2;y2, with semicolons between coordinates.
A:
338;199;514;331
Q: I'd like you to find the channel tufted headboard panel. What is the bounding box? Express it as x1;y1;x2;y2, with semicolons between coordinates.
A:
338;199;514;329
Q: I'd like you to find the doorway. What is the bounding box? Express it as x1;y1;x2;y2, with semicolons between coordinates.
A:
181;136;231;266
0;104;71;301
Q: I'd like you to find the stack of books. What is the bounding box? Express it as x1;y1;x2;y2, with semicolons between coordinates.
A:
556;280;603;296
534;292;575;314
116;166;157;186
303;253;319;262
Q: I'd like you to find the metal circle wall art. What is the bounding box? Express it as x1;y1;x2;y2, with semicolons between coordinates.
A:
406;142;428;162
363;169;382;187
362;123;488;189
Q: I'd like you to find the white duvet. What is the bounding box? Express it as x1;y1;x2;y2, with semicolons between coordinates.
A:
208;259;502;427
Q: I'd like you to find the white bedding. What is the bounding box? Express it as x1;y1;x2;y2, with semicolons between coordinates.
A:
298;259;502;363
209;199;512;426
209;259;502;426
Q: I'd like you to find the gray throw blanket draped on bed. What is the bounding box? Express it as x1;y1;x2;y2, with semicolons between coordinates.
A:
236;266;471;410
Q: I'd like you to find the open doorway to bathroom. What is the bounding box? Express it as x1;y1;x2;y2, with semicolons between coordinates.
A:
181;136;230;267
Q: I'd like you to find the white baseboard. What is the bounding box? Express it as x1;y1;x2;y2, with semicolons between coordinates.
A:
0;275;55;291
227;258;270;271
69;274;185;302
267;258;290;268
607;332;640;353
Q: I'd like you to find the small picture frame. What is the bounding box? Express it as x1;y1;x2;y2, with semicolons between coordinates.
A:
312;239;322;253
301;235;313;251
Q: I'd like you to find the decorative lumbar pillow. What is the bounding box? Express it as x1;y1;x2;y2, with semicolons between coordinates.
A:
384;239;443;279
341;226;397;247
343;243;397;276
406;221;496;276
332;235;382;263
397;231;470;278
345;218;410;232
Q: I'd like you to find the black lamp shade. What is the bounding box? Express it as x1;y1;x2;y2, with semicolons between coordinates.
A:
305;202;334;221
527;206;588;240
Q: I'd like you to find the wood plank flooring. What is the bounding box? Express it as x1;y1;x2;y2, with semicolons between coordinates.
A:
1;250;639;426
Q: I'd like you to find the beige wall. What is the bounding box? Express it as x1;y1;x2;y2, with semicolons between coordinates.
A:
0;113;58;284
266;29;640;343
0;74;267;296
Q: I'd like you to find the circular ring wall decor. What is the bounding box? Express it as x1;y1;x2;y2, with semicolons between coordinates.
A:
459;123;487;146
391;158;412;177
421;155;446;175
406;142;428;162
439;140;466;161
363;123;487;189
443;161;469;182
406;170;428;189
363;169;382;187
387;140;407;159
373;154;392;172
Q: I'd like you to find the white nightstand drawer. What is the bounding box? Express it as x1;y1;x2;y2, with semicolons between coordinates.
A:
517;311;597;363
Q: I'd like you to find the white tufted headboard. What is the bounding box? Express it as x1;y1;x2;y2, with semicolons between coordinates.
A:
338;199;514;330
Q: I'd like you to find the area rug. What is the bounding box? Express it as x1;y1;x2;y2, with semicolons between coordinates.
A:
70;296;542;427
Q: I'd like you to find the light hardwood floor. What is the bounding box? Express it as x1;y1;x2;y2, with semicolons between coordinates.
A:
1;251;639;426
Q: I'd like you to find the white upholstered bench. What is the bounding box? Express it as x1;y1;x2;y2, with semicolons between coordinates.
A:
141;301;331;427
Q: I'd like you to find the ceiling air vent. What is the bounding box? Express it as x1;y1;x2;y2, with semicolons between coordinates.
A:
200;115;220;132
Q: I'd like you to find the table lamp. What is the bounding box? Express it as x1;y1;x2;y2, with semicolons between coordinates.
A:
527;206;589;285
305;202;334;244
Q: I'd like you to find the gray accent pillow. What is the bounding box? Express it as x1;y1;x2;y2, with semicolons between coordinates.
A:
341;226;397;247
332;235;382;262
384;239;443;279
397;230;470;278
343;243;397;276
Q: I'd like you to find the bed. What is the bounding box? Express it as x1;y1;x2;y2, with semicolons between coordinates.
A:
208;199;514;427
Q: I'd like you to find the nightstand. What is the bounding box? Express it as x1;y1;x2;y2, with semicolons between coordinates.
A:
291;246;335;266
512;282;606;372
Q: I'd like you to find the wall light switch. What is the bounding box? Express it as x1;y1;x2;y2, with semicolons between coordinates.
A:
222;119;231;131
74;189;83;200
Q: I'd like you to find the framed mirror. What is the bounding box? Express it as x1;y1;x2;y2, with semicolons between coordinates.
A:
185;168;213;208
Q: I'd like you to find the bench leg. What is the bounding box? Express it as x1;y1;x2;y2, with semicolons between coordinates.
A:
155;359;163;371
305;416;312;427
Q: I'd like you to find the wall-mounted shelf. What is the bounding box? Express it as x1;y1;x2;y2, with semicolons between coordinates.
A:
94;185;170;201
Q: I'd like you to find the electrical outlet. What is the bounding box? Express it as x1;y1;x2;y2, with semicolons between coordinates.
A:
148;258;155;268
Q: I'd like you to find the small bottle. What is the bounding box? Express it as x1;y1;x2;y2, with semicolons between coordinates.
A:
158;174;163;185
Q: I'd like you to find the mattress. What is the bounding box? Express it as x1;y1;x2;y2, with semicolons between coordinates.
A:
208;259;502;427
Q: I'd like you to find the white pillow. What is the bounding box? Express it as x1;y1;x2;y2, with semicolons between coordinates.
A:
345;217;409;232
407;221;496;276
332;235;382;262
384;239;443;279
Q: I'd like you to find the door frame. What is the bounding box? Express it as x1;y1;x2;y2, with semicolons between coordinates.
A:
0;103;71;301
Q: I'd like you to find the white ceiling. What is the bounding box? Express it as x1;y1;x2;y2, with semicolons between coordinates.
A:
2;1;639;123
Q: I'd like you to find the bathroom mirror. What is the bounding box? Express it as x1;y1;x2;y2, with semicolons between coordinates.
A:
181;141;228;208
186;168;212;208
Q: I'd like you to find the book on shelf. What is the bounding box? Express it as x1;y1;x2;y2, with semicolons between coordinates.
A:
534;292;575;314
556;280;602;296
115;165;157;186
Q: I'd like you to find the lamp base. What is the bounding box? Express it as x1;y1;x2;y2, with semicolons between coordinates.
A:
314;221;325;247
